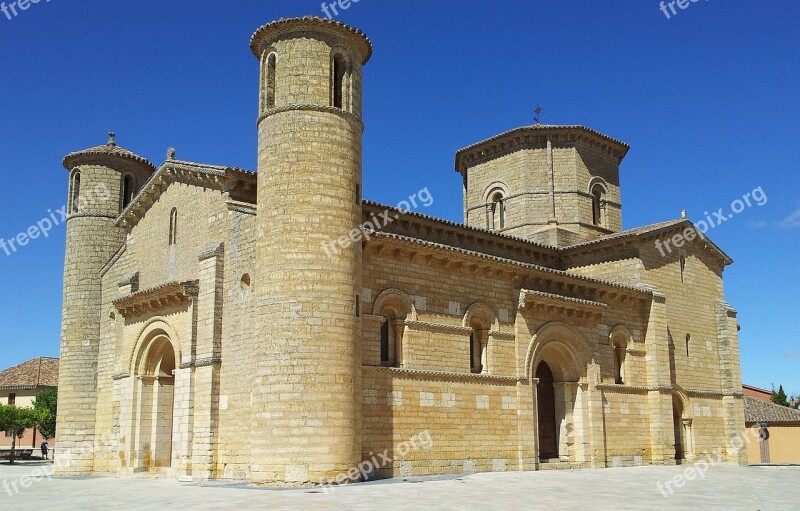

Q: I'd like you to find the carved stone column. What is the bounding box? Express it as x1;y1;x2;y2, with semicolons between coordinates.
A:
391;319;405;368
682;418;694;461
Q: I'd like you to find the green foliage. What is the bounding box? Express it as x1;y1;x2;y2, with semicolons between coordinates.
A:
0;404;43;464
33;388;58;440
771;385;790;407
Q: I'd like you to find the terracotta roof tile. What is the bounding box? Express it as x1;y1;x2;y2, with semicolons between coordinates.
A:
0;357;59;390
744;395;800;424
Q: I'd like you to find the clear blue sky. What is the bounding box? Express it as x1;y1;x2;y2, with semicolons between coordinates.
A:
0;1;797;394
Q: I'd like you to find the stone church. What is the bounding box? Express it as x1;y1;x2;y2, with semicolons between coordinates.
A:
55;16;745;483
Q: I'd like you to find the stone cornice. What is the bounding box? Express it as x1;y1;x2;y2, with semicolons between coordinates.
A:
367;232;650;301
179;357;222;370
256;104;364;133
113;280;199;318
562;219;733;268
250;16;373;64
686;388;744;398
404;320;472;334
518;288;607;322
66;212;118;221
596;383;672;394
226;200;256;215
198;242;224;261
489;330;516;340
62;143;156;173
455;124;630;174
363;366;522;386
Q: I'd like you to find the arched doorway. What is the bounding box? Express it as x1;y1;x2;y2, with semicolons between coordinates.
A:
536;361;558;459
673;395;684;462
134;335;176;471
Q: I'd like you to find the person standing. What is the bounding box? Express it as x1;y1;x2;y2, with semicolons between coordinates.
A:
40;440;49;460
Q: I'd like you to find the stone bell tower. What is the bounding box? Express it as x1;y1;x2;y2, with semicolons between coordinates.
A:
250;17;372;484
56;134;154;473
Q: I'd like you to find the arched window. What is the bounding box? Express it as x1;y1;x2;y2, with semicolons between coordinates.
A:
70;171;81;213
612;338;626;385
332;53;346;110
265;52;276;108
169;208;178;246
122;174;135;209
490;192;505;231
591;184;605;226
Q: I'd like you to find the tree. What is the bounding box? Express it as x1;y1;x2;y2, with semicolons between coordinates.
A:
0;405;42;464
772;385;790;407
33;388;57;440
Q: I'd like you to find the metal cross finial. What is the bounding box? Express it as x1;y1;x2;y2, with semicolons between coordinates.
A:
107;131;116;146
533;105;543;124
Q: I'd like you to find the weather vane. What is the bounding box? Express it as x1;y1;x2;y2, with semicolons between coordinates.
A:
533;105;543;124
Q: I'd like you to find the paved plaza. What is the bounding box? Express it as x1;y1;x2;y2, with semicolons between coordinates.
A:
0;462;796;510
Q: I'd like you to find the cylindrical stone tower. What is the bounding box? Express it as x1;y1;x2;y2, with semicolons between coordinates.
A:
250;17;371;484
56;134;154;474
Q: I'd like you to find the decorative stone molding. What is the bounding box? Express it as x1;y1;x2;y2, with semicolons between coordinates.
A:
117;272;139;289
113;280;200;318
596;383;673;394
226;200;256;215
518;288;607;322
100;245;126;278
256;104;364;133
198;242;224;261
111;372;131;381
250;16;373;64
685;388;744;398
179;357;222;370
488;330;516;340
364;366;522;386
404;319;472;334
455;124;630;173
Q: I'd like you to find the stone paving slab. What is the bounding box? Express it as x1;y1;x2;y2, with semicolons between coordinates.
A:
0;462;796;510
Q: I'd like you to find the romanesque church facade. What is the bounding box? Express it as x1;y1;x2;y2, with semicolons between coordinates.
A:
55;16;745;483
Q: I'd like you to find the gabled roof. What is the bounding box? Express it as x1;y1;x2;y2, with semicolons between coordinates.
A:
0;357;59;390
563;218;733;267
745;395;800;425
116;159;256;229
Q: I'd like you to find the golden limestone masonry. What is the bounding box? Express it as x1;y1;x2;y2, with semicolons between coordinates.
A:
55;16;745;483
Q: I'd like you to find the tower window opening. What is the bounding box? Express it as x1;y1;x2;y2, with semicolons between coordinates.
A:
685;334;691;357
169;208;178;246
70;171;81;213
122;174;135;209
491;192;505;230
266;53;276;108
333;53;346;110
591;184;605;226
